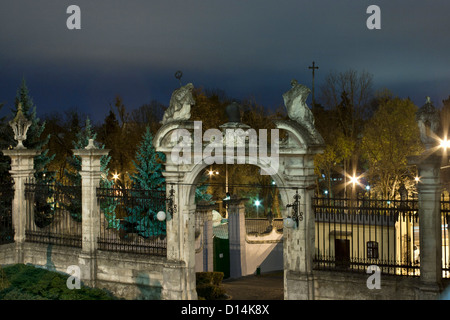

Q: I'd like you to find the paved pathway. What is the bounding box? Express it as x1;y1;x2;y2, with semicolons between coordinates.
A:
221;272;284;300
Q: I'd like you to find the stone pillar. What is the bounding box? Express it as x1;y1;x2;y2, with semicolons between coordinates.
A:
72;139;109;287
228;197;247;278
161;173;198;300
203;209;214;272
282;153;317;300
2;148;40;263
196;202;215;272
410;154;443;299
283;186;316;300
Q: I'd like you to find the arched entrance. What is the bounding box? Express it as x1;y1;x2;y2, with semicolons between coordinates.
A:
153;82;324;300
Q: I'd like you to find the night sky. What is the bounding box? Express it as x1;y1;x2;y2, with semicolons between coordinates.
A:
1;0;450;123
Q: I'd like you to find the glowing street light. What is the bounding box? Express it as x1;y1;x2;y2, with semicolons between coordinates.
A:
440;139;450;149
112;173;119;181
255;199;261;218
208;169;219;176
350;175;359;185
415;176;420;183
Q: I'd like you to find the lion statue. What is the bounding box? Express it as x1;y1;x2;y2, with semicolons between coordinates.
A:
282;79;315;127
161;83;195;125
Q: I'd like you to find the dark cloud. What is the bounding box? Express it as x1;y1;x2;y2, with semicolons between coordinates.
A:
1;0;450;122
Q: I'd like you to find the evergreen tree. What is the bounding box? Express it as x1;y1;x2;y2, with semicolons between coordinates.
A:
0;80;57;227
195;173;213;204
0;102;11;183
126;127;166;238
62;118;118;228
14;79;55;185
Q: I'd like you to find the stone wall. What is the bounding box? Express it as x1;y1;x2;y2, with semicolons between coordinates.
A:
312;270;450;300
312;270;421;300
96;250;167;300
0;242;170;300
21;242;80;273
245;231;283;275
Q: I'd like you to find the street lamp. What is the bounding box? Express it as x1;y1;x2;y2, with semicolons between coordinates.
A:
157;211;166;221
440;139;450;149
255;200;261;218
154;185;177;222
350;175;359;185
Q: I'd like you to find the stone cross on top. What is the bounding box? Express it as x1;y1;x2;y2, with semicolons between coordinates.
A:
308;61;319;107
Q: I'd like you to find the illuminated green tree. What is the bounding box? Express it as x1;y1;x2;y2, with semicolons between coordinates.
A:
125;127;166;238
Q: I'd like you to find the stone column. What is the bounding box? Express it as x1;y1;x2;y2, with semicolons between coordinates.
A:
283;154;317;300
2;148;40;263
203;209;214;272
161;173;198;300
72;139;109;287
228;197;247;278
196;202;214;272
410;154;443;299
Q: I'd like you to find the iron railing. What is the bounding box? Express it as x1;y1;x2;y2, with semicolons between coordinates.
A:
440;194;450;277
24;182;82;248
0;181;14;245
245;218;283;235
96;187;167;256
313;194;420;277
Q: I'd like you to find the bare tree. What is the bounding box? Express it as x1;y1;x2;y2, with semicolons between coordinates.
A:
319;69;374;121
318;69;374;196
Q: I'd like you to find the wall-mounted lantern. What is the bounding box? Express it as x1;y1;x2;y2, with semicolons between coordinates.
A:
284;190;303;229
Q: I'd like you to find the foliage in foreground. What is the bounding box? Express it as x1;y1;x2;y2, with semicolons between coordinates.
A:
0;264;116;300
196;271;227;300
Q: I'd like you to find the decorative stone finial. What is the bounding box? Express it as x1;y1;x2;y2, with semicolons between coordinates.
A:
9;103;32;149
225;101;241;123
161;83;195;125
85;139;96;150
416;96;440;149
282;79;315;128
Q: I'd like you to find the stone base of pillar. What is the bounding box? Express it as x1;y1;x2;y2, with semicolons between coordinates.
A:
162;261;198;300
15;242;24;264
284;270;314;300
416;281;443;300
78;252;97;288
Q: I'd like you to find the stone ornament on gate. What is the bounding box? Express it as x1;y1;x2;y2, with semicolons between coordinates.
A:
161;83;195;125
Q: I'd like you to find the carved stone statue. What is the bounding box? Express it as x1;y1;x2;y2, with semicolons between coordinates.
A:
282;80;315;127
416;96;440;149
161;83;195;125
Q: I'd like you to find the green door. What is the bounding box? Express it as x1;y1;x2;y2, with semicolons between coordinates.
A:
213;236;230;279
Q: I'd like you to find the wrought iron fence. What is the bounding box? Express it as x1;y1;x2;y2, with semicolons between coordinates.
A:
0;181;14;245
24;182;82;248
96;187;167;256
245;218;283;235
313;194;420;277
441;194;450;277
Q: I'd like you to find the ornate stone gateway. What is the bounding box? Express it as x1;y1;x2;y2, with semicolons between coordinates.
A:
154;81;324;299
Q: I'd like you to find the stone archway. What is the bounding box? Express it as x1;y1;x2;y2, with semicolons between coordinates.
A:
153;81;324;300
